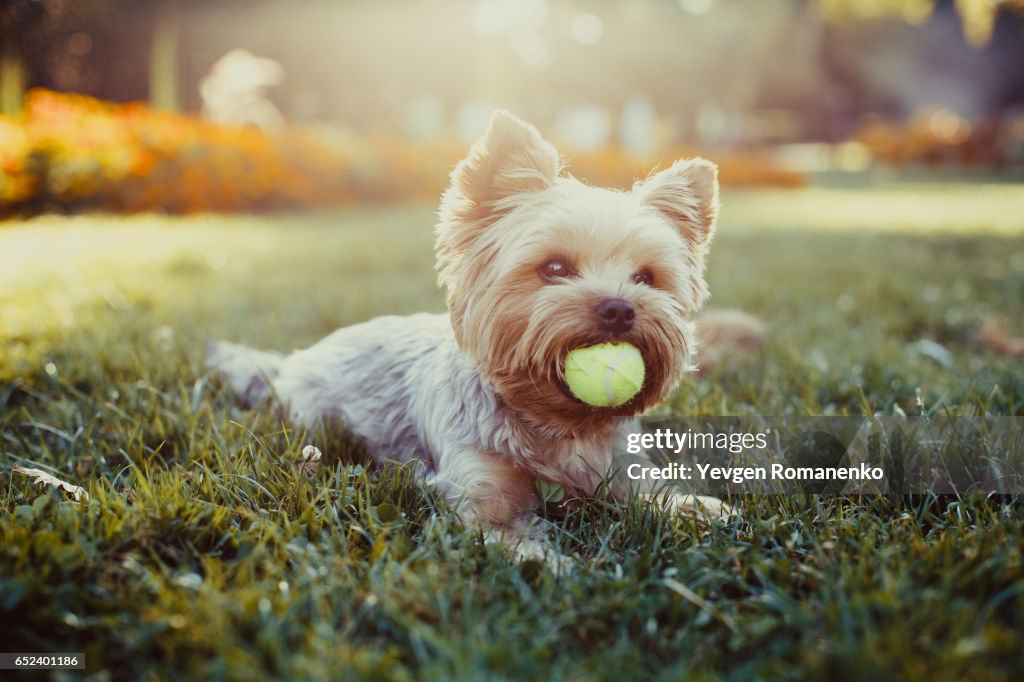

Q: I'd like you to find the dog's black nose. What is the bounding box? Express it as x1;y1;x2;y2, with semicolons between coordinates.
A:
596;298;635;334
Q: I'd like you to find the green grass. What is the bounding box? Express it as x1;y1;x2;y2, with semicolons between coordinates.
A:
2;184;1024;680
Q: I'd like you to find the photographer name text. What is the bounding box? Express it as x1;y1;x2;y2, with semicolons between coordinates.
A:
626;462;885;483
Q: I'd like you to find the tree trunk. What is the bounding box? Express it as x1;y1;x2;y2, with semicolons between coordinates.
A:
1;40;25;116
150;2;182;112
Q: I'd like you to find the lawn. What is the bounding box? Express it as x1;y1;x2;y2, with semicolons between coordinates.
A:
2;183;1024;680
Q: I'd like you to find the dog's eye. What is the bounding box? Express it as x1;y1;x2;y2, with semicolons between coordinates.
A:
631;269;654;287
540;260;574;281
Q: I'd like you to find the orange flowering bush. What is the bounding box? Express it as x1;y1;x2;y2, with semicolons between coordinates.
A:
0;89;803;217
2;89;386;214
0;117;37;205
567;147;805;190
856;108;1021;168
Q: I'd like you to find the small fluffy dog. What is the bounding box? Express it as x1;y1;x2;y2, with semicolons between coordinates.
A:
209;111;734;563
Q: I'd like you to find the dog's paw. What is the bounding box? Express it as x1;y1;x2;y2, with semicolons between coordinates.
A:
510;537;577;575
640;493;738;522
484;529;576;575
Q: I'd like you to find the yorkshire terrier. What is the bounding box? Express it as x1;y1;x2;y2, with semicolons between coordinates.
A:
209;111;739;566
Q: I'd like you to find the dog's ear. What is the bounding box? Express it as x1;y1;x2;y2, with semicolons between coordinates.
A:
441;110;561;226
437;111;561;291
637;158;719;249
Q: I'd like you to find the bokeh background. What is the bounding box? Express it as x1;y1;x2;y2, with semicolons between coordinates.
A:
2;0;1024;214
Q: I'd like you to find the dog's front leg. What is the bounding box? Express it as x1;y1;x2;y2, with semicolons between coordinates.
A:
428;448;572;571
636;492;736;521
612;424;736;521
609;466;735;521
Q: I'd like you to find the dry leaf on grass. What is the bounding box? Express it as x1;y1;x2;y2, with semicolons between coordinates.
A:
13;466;89;501
975;316;1024;358
693;309;767;375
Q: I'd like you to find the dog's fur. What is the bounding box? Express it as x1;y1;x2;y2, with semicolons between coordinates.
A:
209;111;734;564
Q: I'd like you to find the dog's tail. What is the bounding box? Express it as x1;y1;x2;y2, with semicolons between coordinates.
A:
207;339;284;407
693;309;767;375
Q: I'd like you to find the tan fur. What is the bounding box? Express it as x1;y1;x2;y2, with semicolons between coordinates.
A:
436;113;718;438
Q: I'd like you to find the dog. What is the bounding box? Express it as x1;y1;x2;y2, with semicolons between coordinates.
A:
209;110;738;566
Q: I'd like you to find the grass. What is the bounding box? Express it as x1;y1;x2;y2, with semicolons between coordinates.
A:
2;183;1024;680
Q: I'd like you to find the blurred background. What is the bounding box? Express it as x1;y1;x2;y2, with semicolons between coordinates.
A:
2;0;1024;215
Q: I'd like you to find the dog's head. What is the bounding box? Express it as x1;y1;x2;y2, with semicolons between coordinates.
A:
436;111;719;433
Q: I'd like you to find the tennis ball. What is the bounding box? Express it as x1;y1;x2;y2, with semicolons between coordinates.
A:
564;342;645;407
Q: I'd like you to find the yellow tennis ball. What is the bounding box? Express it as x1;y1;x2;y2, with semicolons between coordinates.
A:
564;342;645;407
